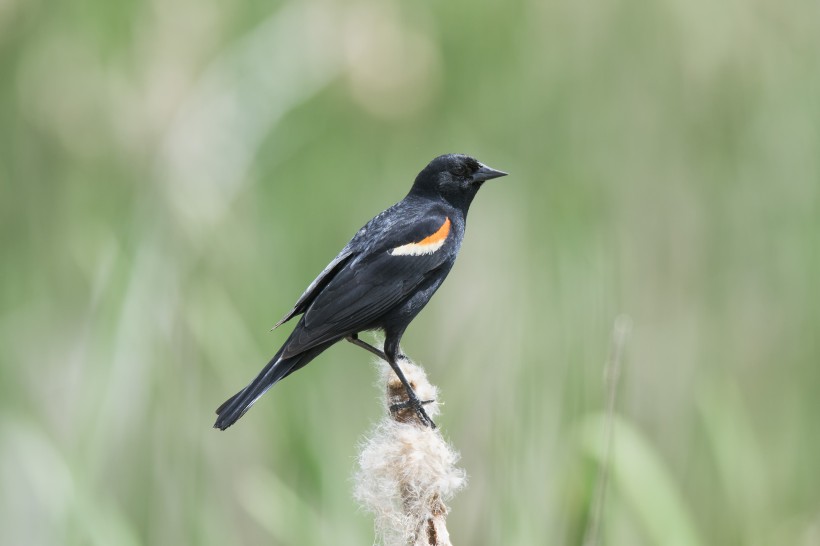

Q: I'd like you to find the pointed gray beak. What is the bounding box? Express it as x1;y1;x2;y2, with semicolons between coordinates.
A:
472;163;508;183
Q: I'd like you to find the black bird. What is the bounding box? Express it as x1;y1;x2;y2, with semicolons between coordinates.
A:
214;154;507;430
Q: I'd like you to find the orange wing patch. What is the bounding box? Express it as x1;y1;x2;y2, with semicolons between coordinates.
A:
389;217;451;256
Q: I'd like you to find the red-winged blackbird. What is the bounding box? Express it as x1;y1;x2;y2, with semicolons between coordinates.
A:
214;154;507;430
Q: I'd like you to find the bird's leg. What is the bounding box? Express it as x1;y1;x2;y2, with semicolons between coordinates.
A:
383;350;436;429
347;334;436;428
386;358;436;429
345;333;387;360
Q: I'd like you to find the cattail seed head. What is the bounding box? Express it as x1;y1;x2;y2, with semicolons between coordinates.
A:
354;357;466;546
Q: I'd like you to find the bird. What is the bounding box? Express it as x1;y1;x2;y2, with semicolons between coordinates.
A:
214;153;508;430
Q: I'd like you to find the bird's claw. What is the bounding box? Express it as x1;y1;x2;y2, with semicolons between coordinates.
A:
390;397;437;429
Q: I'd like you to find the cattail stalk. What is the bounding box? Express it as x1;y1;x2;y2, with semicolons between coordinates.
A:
354;356;466;546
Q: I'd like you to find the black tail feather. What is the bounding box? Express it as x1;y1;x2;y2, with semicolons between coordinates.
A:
214;350;290;430
213;341;334;430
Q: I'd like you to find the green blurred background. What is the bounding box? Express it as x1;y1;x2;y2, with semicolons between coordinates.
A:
2;0;819;544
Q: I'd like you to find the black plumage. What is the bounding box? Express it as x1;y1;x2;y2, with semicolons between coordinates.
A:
214;154;507;430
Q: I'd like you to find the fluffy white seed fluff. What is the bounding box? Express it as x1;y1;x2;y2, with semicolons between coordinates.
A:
354;357;466;546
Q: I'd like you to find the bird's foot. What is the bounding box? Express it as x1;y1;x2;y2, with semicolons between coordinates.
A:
390;396;437;429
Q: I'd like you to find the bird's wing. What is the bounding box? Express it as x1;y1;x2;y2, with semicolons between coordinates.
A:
281;212;454;357
271;248;355;330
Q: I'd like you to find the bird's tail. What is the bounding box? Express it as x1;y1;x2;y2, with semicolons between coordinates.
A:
214;342;331;430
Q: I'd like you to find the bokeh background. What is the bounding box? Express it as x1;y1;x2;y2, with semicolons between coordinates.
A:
2;0;819;544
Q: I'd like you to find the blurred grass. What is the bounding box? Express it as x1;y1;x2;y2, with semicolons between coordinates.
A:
1;0;819;544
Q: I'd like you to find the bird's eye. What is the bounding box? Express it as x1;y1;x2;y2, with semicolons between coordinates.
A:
453;165;467;177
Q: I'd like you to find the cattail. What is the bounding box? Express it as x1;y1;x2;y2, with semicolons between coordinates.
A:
354;356;466;546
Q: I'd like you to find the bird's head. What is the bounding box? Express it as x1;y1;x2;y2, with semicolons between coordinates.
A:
410;154;508;209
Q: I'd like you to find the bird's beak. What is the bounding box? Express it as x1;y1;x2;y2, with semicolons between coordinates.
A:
472;163;508;183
